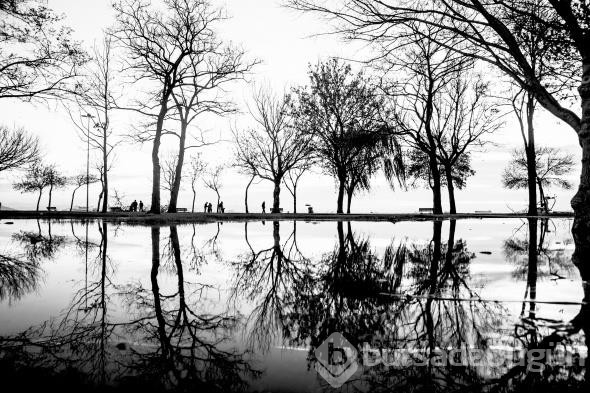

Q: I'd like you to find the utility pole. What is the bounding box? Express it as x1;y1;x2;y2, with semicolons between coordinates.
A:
83;113;95;212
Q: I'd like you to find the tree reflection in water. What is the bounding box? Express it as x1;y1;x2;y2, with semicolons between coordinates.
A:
0;223;258;392
231;220;311;351
231;219;588;392
0;253;40;303
0;218;588;392
11;219;67;263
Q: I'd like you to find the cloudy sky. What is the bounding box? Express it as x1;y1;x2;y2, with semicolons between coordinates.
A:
0;0;582;213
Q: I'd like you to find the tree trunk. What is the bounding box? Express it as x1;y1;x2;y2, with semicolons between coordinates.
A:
272;177;281;213
70;187;80;211
245;175;254;213
150;103;168;214
36;189;43;211
336;176;345;214
429;153;443;214
571;60;590;280
445;165;456;214
191;185;196;213
293;184;297;214
537;180;547;214
346;190;353;214
97;189;103;212
48;183;54;210
525;93;538;216
101;146;108;213
168;121;187;213
527;218;538;319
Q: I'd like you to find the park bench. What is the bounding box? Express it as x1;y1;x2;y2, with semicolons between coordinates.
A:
110;206;123;212
46;206;56;211
176;208;188;212
418;208;434;214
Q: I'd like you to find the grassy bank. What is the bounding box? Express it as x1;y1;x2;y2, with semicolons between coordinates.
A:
0;210;574;224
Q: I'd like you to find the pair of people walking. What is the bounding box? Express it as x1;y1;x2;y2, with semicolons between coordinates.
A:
204;201;224;213
129;200;144;212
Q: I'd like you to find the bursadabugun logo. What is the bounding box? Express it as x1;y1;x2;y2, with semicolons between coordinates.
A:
314;332;359;388
313;331;586;387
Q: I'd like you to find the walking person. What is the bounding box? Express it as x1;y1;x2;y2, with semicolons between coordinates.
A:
204;202;208;213
219;201;225;213
139;200;144;212
208;203;213;213
262;201;266;213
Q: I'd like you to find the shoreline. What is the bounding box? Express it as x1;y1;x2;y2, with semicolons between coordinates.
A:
0;210;575;224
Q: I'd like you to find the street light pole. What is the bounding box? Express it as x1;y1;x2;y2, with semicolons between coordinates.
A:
83;113;95;212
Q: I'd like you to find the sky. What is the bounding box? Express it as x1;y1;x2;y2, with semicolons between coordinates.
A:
0;0;583;213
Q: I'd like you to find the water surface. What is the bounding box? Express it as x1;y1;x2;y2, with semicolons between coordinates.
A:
0;218;586;392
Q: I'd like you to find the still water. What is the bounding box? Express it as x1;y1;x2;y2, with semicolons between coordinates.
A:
0;218;587;392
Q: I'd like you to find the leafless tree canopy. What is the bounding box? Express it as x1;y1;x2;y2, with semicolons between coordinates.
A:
65;37;119;213
0;126;40;172
0;0;87;101
233;87;314;212
112;0;255;213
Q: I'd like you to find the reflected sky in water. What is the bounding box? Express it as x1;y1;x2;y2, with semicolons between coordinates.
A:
0;218;587;392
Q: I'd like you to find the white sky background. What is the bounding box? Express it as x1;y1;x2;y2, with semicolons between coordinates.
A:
0;0;583;213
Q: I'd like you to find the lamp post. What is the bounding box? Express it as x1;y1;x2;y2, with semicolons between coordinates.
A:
82;113;95;212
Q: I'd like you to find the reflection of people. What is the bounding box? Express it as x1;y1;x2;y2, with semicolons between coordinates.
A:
262;201;266;213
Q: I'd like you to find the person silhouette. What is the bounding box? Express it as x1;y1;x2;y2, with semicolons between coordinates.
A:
219;201;225;213
262;201;266;213
139;200;144;212
207;202;213;213
204;202;208;213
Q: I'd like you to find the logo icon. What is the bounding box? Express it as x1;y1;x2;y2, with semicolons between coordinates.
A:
314;332;358;388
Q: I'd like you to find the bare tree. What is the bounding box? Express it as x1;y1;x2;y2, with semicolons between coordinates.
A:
0;0;87;101
161;152;181;197
112;0;209;213
110;189;127;210
233;88;313;213
69;174;99;211
387;34;471;214
503;147;575;213
203;165;224;209
0;126;40;173
187;154;206;213
166;17;256;213
66;37;118;213
283;160;313;213
433;74;502;214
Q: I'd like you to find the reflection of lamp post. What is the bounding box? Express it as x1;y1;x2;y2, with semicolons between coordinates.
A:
82;113;95;212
